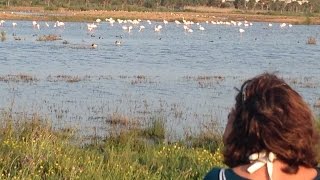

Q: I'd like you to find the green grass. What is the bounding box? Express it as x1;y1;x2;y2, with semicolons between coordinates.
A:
0;112;223;179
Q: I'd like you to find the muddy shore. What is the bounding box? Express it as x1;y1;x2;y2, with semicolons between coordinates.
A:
0;6;320;24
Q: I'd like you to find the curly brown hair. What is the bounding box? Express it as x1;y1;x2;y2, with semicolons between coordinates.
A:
223;73;319;174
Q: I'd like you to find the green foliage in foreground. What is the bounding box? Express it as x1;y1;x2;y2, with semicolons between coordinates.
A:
0;114;223;179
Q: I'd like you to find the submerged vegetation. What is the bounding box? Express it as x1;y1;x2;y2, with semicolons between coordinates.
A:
0;112;223;179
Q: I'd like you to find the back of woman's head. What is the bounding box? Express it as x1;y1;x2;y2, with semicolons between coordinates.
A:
224;73;319;174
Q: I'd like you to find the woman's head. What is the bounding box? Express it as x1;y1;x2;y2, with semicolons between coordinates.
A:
223;73;319;174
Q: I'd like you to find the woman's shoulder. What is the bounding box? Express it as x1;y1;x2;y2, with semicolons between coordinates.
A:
204;167;220;180
204;167;247;180
315;167;320;180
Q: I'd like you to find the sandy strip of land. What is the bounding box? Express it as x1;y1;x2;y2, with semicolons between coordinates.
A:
1;6;320;24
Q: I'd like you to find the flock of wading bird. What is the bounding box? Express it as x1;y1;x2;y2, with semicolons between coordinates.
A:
0;18;293;48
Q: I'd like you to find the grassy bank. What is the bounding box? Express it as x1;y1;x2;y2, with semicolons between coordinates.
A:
1;108;319;179
0;112;223;179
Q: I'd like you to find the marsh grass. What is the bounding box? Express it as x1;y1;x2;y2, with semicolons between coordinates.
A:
141;116;166;144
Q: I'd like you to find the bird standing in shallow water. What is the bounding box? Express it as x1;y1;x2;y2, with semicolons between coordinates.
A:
91;43;97;48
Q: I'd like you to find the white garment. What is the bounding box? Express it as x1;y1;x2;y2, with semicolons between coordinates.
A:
247;151;277;180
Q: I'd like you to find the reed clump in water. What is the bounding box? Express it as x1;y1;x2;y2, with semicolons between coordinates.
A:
37;34;62;41
307;36;317;45
47;75;85;83
0;31;6;41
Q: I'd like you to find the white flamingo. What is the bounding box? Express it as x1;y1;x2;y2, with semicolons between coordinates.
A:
280;23;286;28
183;25;189;31
32;21;37;27
128;26;133;33
139;25;145;32
0;20;5;26
122;25;128;31
154;25;162;32
87;23;97;31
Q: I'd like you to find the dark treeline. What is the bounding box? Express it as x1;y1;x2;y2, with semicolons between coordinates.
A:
0;0;319;13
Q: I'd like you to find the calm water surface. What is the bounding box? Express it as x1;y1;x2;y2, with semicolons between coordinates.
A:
0;20;319;138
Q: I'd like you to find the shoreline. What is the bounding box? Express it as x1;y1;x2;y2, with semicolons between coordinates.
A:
1;6;320;24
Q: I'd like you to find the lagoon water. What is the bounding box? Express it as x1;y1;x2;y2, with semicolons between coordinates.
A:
0;20;319;139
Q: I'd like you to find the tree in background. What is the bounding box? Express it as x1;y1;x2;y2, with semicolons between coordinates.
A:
247;0;256;10
207;0;221;7
308;0;320;13
272;0;285;12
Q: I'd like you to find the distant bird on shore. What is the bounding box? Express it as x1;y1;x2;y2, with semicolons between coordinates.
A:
239;28;245;33
12;22;17;27
268;23;273;27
